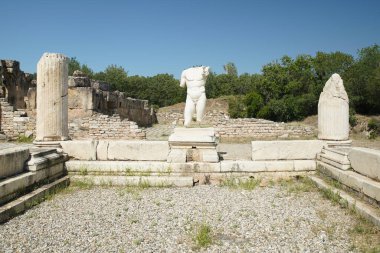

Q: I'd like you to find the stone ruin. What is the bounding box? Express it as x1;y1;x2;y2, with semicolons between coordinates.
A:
0;59;157;140
1;58;380;232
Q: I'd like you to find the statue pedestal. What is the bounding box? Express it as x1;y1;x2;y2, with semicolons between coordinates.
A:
167;127;219;163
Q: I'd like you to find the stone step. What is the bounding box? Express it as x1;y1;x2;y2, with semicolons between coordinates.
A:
27;149;68;171
0;176;70;224
0;146;30;179
320;147;350;160
309;175;380;227
65;160;317;174
0;161;65;205
65;160;221;173
317;153;351;170
29;147;57;158
70;175;193;187
317;161;380;203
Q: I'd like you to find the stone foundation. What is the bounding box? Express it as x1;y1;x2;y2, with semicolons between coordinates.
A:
215;118;315;139
69;113;145;140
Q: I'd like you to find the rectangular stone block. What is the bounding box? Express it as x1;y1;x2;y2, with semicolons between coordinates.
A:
200;149;219;163
349;147;380;181
97;141;109;160
362;179;380;202
294;160;316;171
252;140;325;160
108;141;169;161
60;140;98;160
167;149;187;163
265;161;294;172
220;161;266;172
0;147;29;179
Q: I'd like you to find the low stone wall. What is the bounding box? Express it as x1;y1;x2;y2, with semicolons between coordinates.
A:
69;113;145;140
1;99;145;141
68;72;157;127
157;100;229;126
0;99;35;140
215;118;315;139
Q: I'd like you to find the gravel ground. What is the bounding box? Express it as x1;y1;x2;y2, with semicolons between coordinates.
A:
0;184;370;252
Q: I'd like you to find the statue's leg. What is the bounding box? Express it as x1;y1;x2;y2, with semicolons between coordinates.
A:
184;96;195;127
196;93;206;122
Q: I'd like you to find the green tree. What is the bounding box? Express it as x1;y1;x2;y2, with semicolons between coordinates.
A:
223;62;238;76
245;92;264;118
96;64;128;91
344;44;380;114
68;57;81;76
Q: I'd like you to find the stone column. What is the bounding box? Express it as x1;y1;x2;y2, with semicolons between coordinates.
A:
35;53;69;143
318;73;349;141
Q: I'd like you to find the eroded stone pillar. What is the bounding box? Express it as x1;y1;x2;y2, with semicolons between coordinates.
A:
318;73;349;141
35;53;69;143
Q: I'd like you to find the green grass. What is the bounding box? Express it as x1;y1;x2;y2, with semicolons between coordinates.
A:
280;176;316;194
16;135;34;143
78;167;88;176
193;222;213;248
320;188;349;208
221;176;261;190
69;179;94;189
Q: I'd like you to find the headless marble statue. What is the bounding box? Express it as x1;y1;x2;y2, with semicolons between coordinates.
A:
180;66;210;127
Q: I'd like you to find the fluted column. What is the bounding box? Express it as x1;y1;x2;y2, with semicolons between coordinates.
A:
35;53;69;142
318;73;349;140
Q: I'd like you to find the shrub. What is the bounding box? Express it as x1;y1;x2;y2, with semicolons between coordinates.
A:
368;118;380;139
245;92;264;118
349;107;357;127
227;95;247;118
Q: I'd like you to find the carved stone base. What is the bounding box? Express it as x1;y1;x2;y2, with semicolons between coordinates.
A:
167;127;219;163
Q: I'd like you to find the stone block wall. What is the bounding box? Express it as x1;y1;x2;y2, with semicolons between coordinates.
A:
69;113;145;140
214;118;315;139
0;99;35;140
68;71;157;127
0;60;34;109
157;99;316;140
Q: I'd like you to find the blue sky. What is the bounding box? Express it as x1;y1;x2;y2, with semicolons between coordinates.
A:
1;0;379;78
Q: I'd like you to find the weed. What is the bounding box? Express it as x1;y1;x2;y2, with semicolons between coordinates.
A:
70;179;94;189
16;135;34;143
278;176;316;194
321;188;343;206
125;168;136;176
79;167;88;176
139;169;152;177
193;222;213;248
138;179;151;189
349;215;380;252
133;239;143;245
221;176;261;190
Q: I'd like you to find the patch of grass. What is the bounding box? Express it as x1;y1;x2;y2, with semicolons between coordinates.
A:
349;215;380;252
70;179;94;190
193;222;213;249
138;179;151;189
79;167;88;176
320;188;349;208
133;239;143;245
278;176;316;194
125;168;136;176
221;176;261;190
16;135;34;143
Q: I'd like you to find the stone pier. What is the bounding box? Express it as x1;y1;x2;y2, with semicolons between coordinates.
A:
318;73;349;141
34;53;69;145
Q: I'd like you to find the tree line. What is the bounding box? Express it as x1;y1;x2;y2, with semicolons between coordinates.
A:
69;44;380;122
